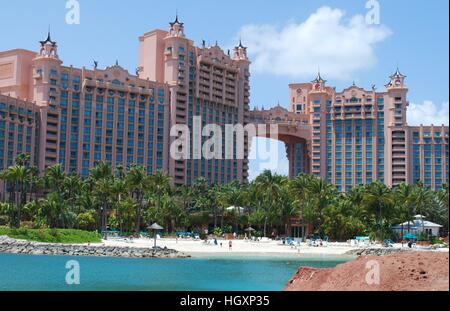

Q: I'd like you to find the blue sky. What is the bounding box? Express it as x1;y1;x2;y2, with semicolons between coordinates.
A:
1;0;448;179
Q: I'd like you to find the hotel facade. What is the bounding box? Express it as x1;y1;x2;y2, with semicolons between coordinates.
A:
0;17;250;192
286;71;449;191
0;16;448;193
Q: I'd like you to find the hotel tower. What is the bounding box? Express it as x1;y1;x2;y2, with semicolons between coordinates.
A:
138;16;251;186
0;15;448;196
0;16;250;197
285;70;449;191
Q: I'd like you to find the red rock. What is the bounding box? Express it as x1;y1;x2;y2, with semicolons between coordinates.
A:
284;252;449;291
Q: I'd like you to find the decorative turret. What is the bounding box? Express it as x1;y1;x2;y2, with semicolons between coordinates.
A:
311;70;326;91
38;31;59;59
233;39;249;61
386;66;406;89
168;14;185;37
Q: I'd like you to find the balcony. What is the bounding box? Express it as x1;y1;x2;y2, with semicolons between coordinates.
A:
105;81;126;92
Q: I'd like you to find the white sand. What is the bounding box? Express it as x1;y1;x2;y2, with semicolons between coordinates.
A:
98;238;448;257
100;237;358;256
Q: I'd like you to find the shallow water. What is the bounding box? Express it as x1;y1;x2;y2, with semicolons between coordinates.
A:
0;253;349;291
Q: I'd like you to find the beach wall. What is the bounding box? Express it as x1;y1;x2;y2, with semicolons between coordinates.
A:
0;236;190;259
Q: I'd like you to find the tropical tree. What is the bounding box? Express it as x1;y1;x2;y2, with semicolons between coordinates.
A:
362;181;395;241
253;170;286;236
393;183;416;236
126;165;150;234
1;165;32;227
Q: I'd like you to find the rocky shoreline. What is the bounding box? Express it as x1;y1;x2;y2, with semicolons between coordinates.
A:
345;245;447;256
0;236;190;259
345;247;407;256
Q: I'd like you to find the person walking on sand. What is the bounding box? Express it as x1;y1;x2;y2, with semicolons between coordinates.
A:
229;240;233;251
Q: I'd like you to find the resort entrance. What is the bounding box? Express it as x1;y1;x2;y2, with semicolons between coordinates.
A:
292;225;305;240
286;217;310;241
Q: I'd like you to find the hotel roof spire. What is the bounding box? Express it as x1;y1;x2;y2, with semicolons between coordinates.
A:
312;68;326;83
236;38;246;49
40;27;56;47
170;12;184;26
390;65;406;78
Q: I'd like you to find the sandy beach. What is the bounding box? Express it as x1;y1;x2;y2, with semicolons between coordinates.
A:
99;237;449;257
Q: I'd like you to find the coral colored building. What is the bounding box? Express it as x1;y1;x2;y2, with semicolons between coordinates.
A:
286;70;449;190
0;33;171;180
138;16;251;186
0;16;448;194
0;16;250;193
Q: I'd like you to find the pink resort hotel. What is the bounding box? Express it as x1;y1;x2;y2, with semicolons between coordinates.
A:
0;16;448;196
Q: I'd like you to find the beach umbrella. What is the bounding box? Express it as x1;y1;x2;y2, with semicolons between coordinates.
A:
148;223;164;248
244;227;255;238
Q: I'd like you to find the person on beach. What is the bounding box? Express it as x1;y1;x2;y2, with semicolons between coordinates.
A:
229;240;233;251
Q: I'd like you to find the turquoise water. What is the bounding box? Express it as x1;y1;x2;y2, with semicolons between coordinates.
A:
0;253;349;291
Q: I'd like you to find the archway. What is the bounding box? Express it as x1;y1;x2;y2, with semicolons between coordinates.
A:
248;106;312;179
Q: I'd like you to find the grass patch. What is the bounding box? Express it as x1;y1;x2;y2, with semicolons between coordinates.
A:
0;227;101;244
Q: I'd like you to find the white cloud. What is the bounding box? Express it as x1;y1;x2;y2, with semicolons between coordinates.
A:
407;100;449;126
238;6;392;79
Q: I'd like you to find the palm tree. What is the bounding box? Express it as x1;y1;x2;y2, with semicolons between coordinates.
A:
90;161;112;181
436;183;449;234
150;171;171;199
289;174;316;236
15;153;31;167
28;166;41;201
44;164;66;197
411;182;434;238
394;183;415;237
93;177;113;236
254;170;286;237
125;165;150;234
225;181;245;234
1;165;31;227
110;177;126;233
88;162;113;236
305;176;336;236
362;181;394;241
178;185;194;214
63;174;83;213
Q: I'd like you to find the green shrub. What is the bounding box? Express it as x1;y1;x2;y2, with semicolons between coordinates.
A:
431;237;444;245
0;226;101;244
0;215;8;226
212;227;223;236
76;212;97;231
